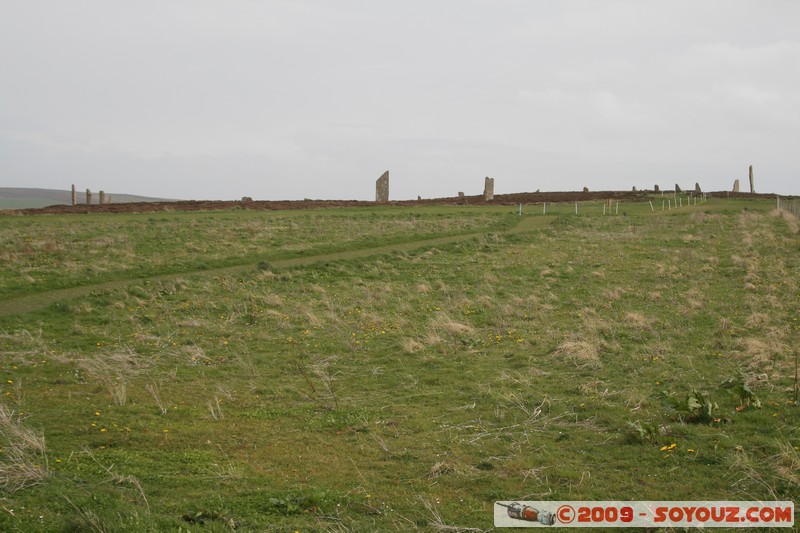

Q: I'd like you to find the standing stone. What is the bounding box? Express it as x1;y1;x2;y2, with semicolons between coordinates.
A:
694;182;702;193
107;195;112;205
675;184;682;193
733;179;740;192
483;177;494;201
86;189;92;206
375;171;389;203
749;165;755;193
632;186;637;192
458;192;465;199
71;184;76;206
99;190;106;205
583;186;589;192
654;184;660;192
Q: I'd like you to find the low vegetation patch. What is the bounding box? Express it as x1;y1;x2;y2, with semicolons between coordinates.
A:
0;197;798;530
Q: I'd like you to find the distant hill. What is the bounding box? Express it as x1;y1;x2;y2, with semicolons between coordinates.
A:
0;188;176;209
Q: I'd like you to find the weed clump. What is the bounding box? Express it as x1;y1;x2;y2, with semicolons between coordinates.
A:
659;389;722;424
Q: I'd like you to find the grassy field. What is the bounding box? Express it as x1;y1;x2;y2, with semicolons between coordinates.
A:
0;197;798;531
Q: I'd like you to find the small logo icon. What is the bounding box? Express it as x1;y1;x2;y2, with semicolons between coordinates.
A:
496;502;556;525
556;504;575;524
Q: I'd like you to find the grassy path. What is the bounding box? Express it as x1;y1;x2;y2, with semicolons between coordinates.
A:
0;215;552;317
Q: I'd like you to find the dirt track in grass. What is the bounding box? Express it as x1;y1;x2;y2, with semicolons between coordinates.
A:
0;214;551;317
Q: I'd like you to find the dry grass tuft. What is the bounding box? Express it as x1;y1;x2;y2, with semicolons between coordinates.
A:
0;403;48;492
482;271;498;284
0;330;50;364
401;338;424;353
430;314;474;336
772;208;800;234
624;312;651;329
601;287;626;302
553;335;602;369
769;442;800;489
427;460;477;479
497;303;515;318
262;293;284;307
476;295;496;309
737;335;788;371
419;495;485;532
428;461;454;478
183;344;210;365
580;307;612;336
310;284;327;294
748;312;771;329
423;332;445;348
744;373;769;389
75;347;150;406
300;307;324;328
679;287;704;314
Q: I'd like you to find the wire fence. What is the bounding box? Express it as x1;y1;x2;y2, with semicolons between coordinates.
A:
778;197;800;219
521;194;708;216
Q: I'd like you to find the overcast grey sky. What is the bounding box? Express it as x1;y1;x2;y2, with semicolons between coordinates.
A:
1;1;798;200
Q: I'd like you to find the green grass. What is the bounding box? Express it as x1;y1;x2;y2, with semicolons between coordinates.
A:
0;206;515;299
0;197;798;531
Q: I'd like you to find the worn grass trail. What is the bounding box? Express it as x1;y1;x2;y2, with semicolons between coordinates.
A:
0;213;551;317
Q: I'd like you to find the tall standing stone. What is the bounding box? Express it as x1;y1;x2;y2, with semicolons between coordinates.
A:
86;189;92;206
483;177;494;201
675;184;682;193
733;179;740;192
749;165;755;193
654;184;660;192
71;184;76;206
375;171;389;203
99;191;105;205
694;182;702;193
